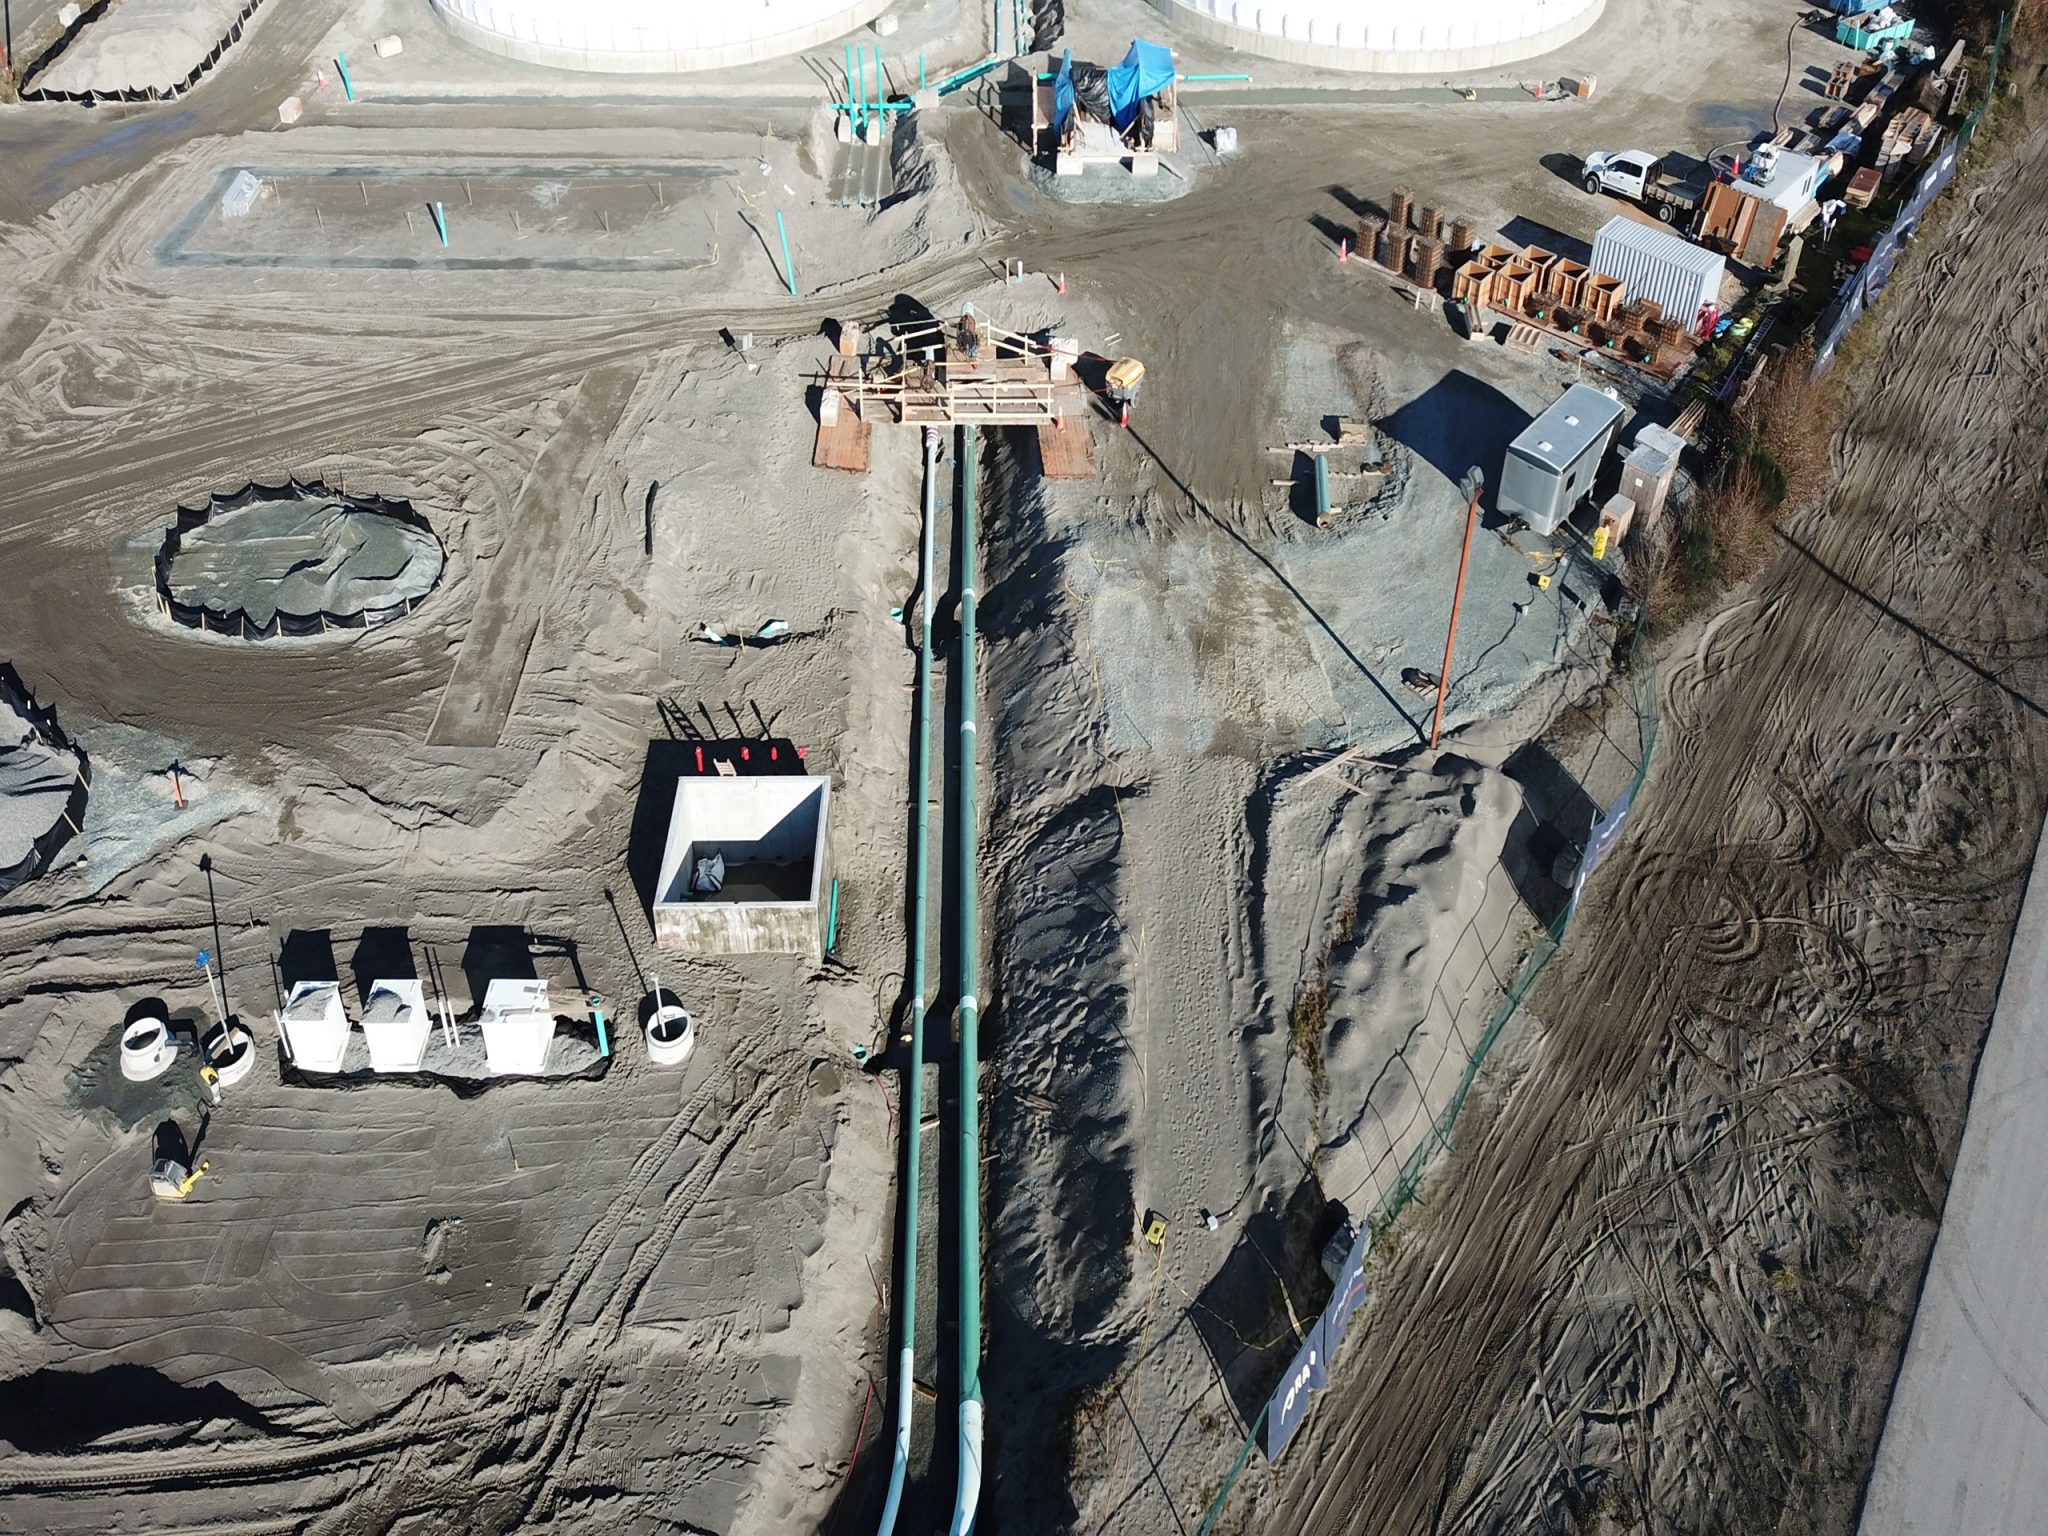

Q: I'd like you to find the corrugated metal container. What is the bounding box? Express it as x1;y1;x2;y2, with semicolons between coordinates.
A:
1498;384;1627;536
1591;216;1726;330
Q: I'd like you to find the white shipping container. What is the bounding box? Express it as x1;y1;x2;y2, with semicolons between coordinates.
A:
1591;215;1726;329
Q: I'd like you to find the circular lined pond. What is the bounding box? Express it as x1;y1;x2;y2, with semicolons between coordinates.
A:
157;479;444;639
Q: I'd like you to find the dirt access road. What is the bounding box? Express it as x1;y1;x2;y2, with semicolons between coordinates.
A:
1272;123;2048;1533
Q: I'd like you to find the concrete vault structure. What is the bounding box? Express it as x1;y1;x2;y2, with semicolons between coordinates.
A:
654;774;831;959
430;0;894;72
1147;0;1605;72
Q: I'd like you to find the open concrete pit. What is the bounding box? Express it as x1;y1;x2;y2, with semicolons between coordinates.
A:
0;1;2039;1533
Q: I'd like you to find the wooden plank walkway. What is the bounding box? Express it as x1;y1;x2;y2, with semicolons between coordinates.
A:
1036;415;1096;480
813;358;871;472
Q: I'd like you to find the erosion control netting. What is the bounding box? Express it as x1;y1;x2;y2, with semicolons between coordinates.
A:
156;479;445;640
1197;611;1663;1529
0;664;90;899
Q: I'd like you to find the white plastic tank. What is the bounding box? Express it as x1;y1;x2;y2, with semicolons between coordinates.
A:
1146;0;1606;73
205;1025;257;1087
277;981;351;1073
362;979;431;1073
646;1003;695;1066
119;1005;177;1082
479;978;554;1076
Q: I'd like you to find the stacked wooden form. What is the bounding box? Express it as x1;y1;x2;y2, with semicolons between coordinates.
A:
1356;189;1481;295
1360;192;1699;372
1450;235;1689;370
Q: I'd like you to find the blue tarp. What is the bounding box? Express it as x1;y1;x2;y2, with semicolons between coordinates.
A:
1105;39;1174;130
1829;0;1886;14
1054;48;1076;135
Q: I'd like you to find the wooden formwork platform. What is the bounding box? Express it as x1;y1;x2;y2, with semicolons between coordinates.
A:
813;358;871;472
1035;409;1096;480
826;318;1062;429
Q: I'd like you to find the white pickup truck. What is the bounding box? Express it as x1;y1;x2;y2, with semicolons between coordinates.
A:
1580;150;1707;225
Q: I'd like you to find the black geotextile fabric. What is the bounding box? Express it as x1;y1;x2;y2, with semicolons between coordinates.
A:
0;664;89;899
154;478;442;640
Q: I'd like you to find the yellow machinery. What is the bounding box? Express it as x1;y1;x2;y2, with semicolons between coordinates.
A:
1105;357;1145;407
150;1158;209;1200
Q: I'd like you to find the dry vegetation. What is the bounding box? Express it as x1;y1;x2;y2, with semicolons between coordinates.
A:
1655;343;1839;622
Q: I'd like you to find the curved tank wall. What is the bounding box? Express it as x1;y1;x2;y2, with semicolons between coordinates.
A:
1146;0;1606;73
430;0;895;73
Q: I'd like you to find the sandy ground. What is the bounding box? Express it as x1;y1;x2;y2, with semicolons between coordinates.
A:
0;0;1980;1530
1860;814;2048;1533
36;0;268;95
1261;114;2048;1536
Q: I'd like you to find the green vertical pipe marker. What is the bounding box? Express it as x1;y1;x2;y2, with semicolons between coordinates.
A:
827;877;840;952
855;45;866;133
946;423;984;1535
876;426;943;1536
591;996;609;1057
430;202;448;247
920;53;926;91
775;210;797;296
335;53;353;102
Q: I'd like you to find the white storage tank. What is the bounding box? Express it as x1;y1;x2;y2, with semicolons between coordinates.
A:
362;979;431;1073
278;980;351;1073
479;978;555;1076
430;0;893;72
1145;0;1606;74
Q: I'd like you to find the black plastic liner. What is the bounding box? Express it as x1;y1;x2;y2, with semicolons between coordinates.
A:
154;477;443;641
0;663;90;899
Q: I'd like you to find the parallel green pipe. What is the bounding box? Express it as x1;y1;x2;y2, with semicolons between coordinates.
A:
856;46;867;132
877;427;942;1536
947;424;984;1535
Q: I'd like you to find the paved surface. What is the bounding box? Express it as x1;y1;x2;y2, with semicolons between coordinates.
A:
1860;817;2048;1535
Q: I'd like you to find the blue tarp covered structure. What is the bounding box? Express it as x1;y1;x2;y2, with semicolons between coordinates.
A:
1105;39;1174;129
1054;48;1077;135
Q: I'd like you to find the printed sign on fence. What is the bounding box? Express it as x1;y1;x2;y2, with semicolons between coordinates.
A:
1817;142;1966;376
1263;1315;1330;1460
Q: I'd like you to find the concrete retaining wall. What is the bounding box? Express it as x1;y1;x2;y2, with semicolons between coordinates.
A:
1146;0;1604;74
